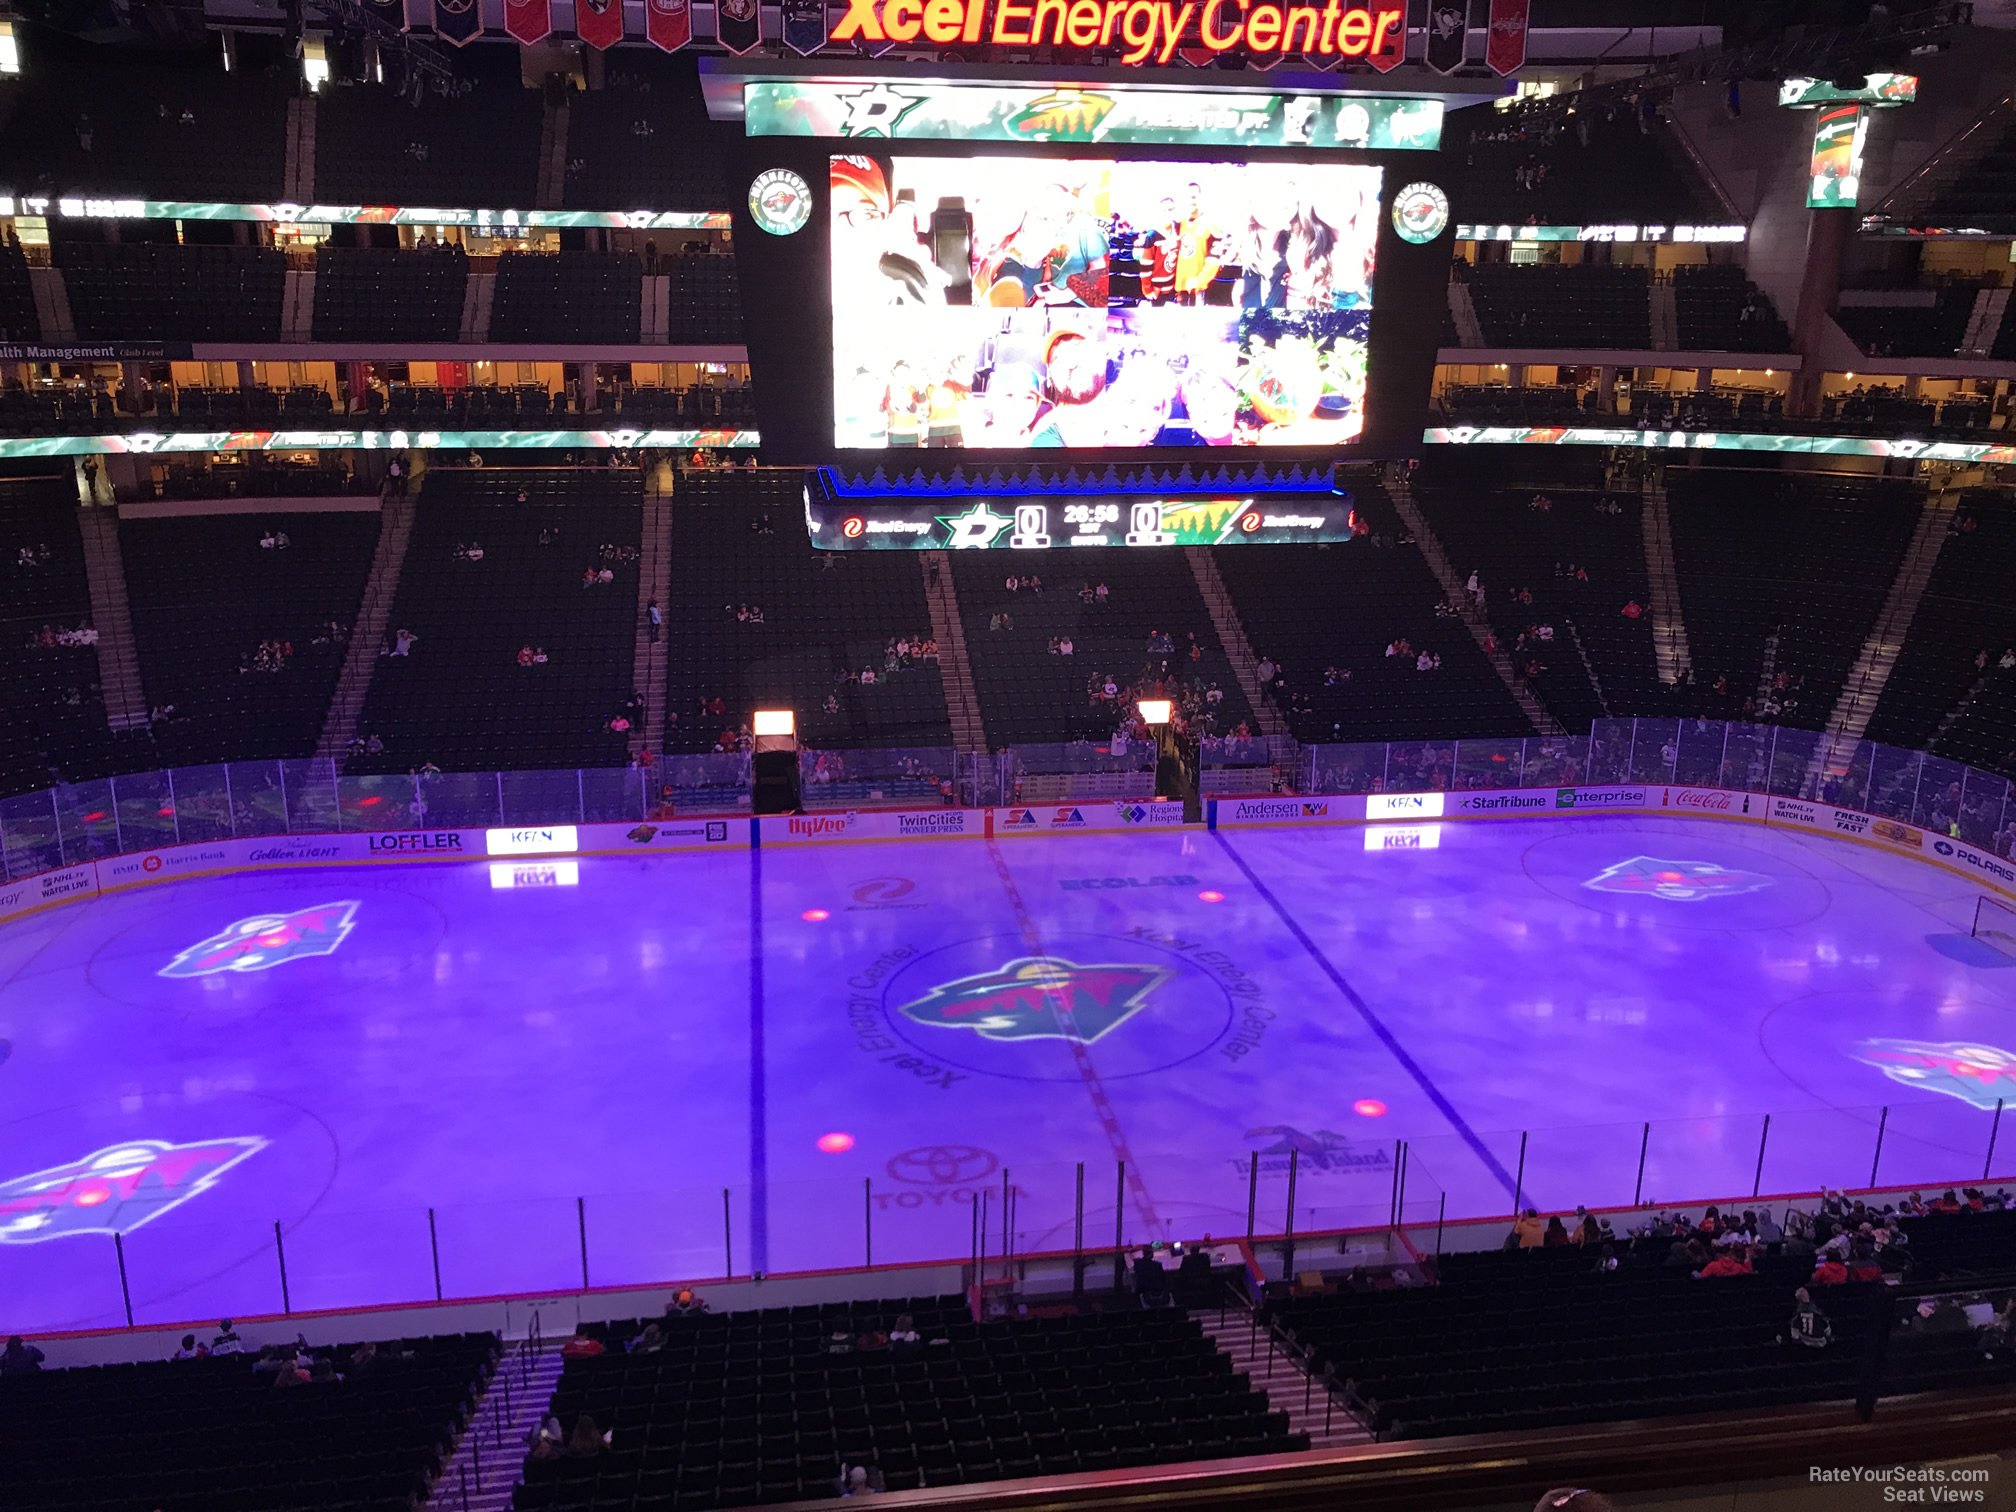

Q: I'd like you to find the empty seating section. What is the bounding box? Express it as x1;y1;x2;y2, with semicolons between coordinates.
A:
1410;468;1656;730
1673;264;1790;351
55;243;283;342
1665;471;1922;726
563;67;731;210
1834;289;1978;359
353;471;645;771
663;252;744;342
370;382;556;424
0;38;288;200
1918;114;2016;237
119;511;381;765
0;479;111;796
491;254;641;344
1466;264;1650;348
518;1300;1298;1510
1269;1234;2013;1443
317;70;540;206
950;552;1253;746
0;239;39;342
1451;107;1715;226
1;1331;499;1512
314;247;470;343
1212;488;1532;742
1867;494;2016;758
665;473;951;752
614;380;756;427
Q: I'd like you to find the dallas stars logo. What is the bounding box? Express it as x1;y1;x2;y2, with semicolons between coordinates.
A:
1581;856;1772;902
159;901;361;979
898;956;1169;1044
837;83;925;137
0;1137;267;1244
1850;1039;2016;1111
936;501;1014;548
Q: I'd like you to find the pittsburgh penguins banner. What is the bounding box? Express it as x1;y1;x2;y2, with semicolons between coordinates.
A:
1426;0;1467;73
1486;0;1528;74
576;0;626;48
646;0;692;49
715;0;762;54
505;0;553;43
1367;0;1406;71
782;0;825;54
432;0;483;45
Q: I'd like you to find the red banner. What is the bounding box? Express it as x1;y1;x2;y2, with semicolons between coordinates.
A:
645;0;692;48
504;0;552;43
1486;0;1528;74
1367;0;1406;71
575;0;626;48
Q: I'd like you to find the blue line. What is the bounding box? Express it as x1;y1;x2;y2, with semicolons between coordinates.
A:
748;842;769;1274
1212;832;1521;1201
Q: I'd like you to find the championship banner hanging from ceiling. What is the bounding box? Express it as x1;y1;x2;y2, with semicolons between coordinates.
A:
432;0;483;44
782;0;826;54
505;0;554;44
1486;0;1528;74
717;0;763;52
1367;0;1407;70
365;0;410;29
1426;0;1467;73
646;0;693;49
576;0;626;48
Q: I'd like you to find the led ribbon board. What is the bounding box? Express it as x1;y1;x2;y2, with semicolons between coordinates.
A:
1425;426;2016;464
744;82;1442;150
808;492;1357;548
1455;223;1745;244
0;195;730;230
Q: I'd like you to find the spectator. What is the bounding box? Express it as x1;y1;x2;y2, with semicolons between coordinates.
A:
1511;1208;1545;1249
1694;1244;1755;1279
647;599;661;643
565;1415;609;1457
889;1314;921;1352
172;1334;207;1361
2;1335;46;1376
1783;1288;1833;1349
211;1320;245;1356
1755;1208;1785;1247
627;1323;665;1354
390;629;417;657
840;1463;884;1496
1543;1215;1570;1247
517;645;534;668
529;1416;566;1462
665;1287;709;1318
560;1331;606;1358
1535;1493;1616;1512
532;647;548;665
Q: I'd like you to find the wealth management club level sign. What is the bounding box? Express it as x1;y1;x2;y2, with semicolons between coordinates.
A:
830;0;1405;65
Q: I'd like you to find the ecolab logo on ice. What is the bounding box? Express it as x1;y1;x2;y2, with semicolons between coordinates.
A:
787;815;854;837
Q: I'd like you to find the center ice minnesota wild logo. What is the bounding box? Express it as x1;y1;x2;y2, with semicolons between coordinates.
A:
897;956;1170;1044
1582;856;1772;902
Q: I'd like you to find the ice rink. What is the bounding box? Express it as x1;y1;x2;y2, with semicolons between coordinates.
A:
3;813;2013;1334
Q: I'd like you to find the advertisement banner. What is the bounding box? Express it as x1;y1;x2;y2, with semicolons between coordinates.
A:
762;808;988;844
645;0;693;49
579;818;744;851
1551;785;1651;812
1212;796;1356;827
742;83;1444;151
1657;787;1760;819
993;802;1186;834
575;0;627;47
809;494;1360;551
1425;0;1468;74
0;863;100;924
1765;796;1821;829
1367;792;1444;820
1423;427;2016;465
5;198;731;231
1455;224;1746;244
1484;0;1527;74
432;0;484;44
1929;836;2016;892
1448;788;1553;816
504;0;553;43
715;0;763;53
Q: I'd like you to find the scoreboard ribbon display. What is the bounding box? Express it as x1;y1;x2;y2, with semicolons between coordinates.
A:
806;491;1358;549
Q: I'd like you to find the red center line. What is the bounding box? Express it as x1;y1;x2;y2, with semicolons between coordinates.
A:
983;840;1164;1244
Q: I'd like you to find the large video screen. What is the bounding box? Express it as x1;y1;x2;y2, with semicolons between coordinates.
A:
829;155;1384;449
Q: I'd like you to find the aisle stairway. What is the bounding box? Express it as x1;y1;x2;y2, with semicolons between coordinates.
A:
436;1342;567;1512
316;493;416;758
921;550;987;752
75;505;148;731
1640;477;1692;686
630;483;673;758
1197;1306;1374;1453
1186;546;1287;738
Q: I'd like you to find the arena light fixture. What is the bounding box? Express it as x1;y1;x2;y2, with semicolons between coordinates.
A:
1137;699;1173;726
753;709;796;737
0;21;19;76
